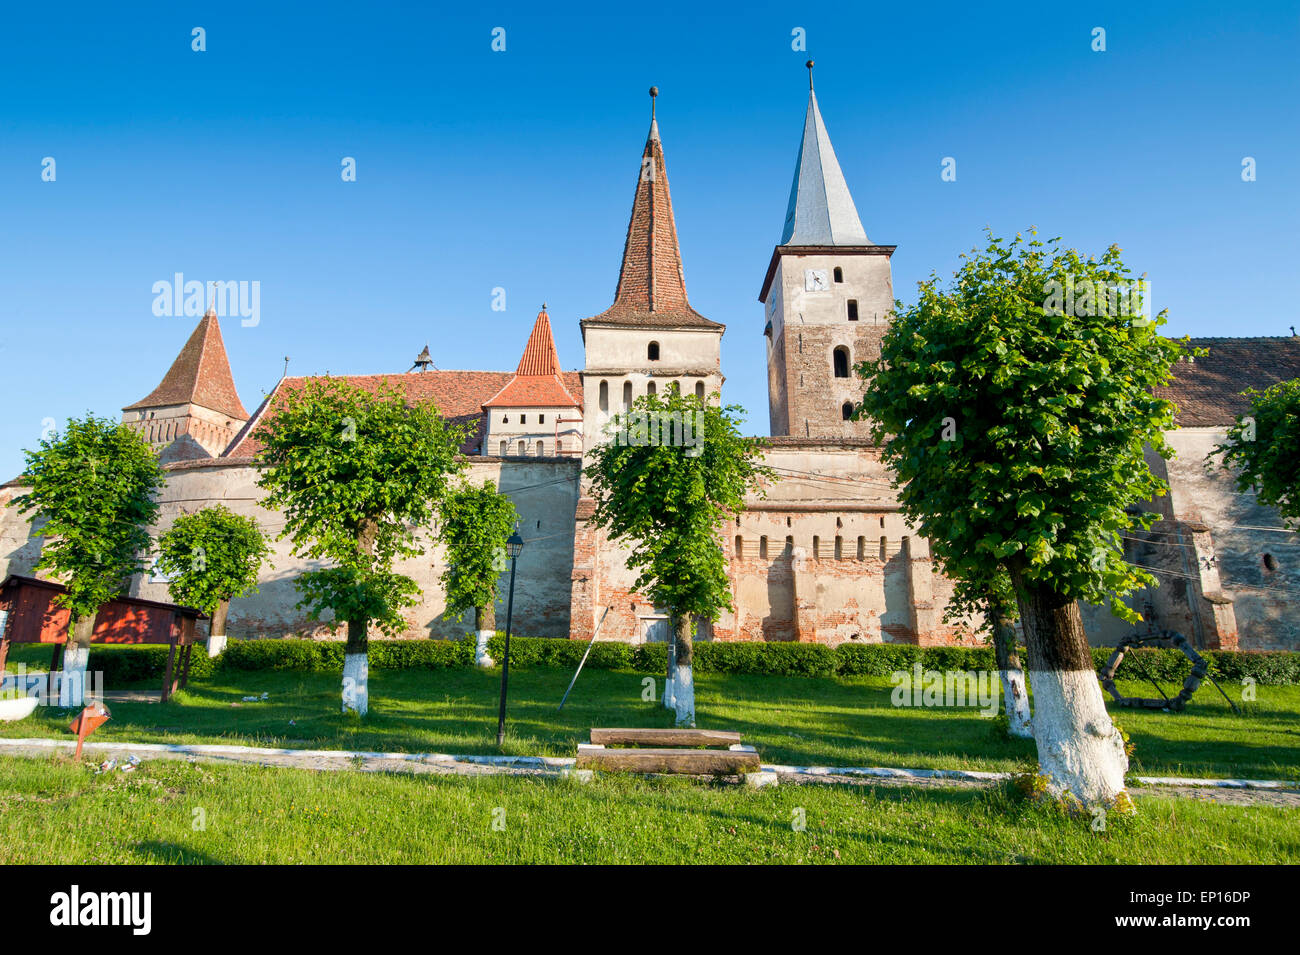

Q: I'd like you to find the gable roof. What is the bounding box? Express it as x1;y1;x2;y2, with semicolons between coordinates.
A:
223;368;583;459
1158;336;1300;427
582;98;721;332
483;308;581;409
123;310;249;420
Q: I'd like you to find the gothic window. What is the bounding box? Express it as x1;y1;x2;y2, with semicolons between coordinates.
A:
833;267;843;283
841;401;854;420
833;347;850;378
599;380;609;412
847;300;859;321
648;341;660;361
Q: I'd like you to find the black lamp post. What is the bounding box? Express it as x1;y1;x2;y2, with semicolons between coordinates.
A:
495;528;525;746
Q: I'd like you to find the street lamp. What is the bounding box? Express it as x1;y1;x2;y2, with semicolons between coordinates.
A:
496;528;525;746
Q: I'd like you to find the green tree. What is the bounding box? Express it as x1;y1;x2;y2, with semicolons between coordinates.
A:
155;505;271;656
585;390;771;725
1215;379;1300;528
254;378;467;714
439;481;518;666
858;230;1190;806
16;415;164;706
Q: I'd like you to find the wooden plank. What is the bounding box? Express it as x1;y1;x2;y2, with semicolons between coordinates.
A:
590;727;742;748
576;747;760;775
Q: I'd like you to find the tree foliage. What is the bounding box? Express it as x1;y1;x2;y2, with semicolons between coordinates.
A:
584;390;771;623
858;231;1191;620
16;415;164;620
1216;378;1300;528
253;378;467;643
154;505;271;614
439;481;517;622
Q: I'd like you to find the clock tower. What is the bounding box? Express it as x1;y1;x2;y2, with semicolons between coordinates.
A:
760;64;895;439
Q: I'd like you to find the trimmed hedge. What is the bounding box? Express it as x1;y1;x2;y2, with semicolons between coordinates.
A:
17;635;1296;686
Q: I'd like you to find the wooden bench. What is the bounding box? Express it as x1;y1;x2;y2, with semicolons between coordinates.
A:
576;727;758;776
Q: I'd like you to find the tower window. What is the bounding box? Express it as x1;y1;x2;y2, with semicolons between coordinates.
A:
857;536;866;559
539;414;545;424
812;535;820;558
648;341;660;361
833;347;850;378
847;300;859;321
785;535;794;554
499;441;507;456
623;381;633;410
834;536;843;559
842;401;854;420
880;537;888;560
520;414;526;424
695;381;705;400
502;415;509;423
833;267;843;283
599;380;609;412
647;381;657;396
535;442;545;457
734;536;744;558
760;536;768;559
517;440;527;454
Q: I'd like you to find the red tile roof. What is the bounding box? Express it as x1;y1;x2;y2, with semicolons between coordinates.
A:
124;311;249;420
484;309;581;409
1157;336;1300;427
224;368;583;458
582;113;721;331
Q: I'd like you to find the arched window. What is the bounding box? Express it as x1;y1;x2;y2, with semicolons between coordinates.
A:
535;442;545;457
517;440;527;455
833;267;843;283
647;381;657;396
834;536;843;559
833;347;850;378
502;415;509;423
648;341;660;361
759;536;768;559
556;439;564;454
499;441;507;456
785;535;794;554
734;536;744;558
841;401;854;420
598;380;609;412
847;300;859;321
856;536;866;559
623;381;632;410
879;536;887;560
695;381;705;400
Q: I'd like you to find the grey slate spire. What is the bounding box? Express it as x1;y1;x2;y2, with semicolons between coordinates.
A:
780;83;869;246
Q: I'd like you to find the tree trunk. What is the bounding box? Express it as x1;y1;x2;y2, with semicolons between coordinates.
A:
991;609;1033;738
59;613;96;708
206;597;231;658
474;603;496;667
343;618;369;716
1008;561;1127;806
670;613;695;727
342;518;378;716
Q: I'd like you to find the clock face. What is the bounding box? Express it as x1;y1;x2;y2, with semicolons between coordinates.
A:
804;268;829;292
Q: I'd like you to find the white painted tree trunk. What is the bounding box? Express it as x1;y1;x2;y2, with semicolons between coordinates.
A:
671;661;695;727
342;652;369;716
206;598;230;658
474;630;495;667
1029;668;1128;804
1000;667;1033;738
59;643;90;709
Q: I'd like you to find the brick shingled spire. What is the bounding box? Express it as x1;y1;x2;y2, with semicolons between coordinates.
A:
583;89;720;330
484;306;579;408
123;309;249;420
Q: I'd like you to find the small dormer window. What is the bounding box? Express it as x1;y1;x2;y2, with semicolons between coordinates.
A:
648;342;660;361
833;267;843;283
847;300;859;321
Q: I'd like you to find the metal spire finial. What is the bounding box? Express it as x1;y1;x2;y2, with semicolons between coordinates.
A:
649;85;658;119
806;60;815;90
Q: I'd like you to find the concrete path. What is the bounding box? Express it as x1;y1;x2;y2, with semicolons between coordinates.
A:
1;737;1296;807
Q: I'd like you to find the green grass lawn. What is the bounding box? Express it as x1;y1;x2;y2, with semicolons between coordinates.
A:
3;649;1297;781
0;754;1296;864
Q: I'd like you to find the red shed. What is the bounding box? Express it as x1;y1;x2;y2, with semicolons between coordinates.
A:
0;575;205;701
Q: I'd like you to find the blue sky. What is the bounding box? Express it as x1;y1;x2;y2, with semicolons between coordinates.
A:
1;1;1296;478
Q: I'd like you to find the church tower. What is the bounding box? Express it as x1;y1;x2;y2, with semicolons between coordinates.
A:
579;88;724;457
760;63;895;438
122;308;249;460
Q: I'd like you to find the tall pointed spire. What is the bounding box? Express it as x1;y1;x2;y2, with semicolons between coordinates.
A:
123;311;248;420
780;62;869;246
583;88;720;329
